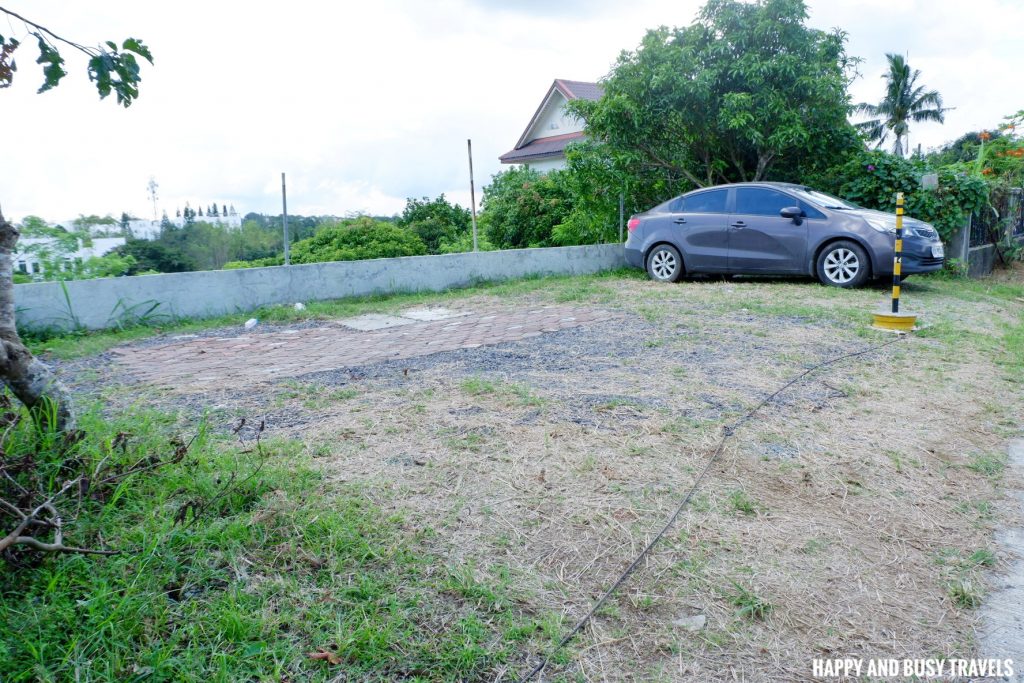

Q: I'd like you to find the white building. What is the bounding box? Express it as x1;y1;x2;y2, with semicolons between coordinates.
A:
499;79;603;172
126;203;242;239
15;236;126;277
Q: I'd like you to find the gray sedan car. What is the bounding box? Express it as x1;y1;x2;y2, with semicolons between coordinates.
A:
624;182;945;287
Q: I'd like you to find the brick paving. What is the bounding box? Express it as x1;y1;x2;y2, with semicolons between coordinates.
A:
111;305;617;391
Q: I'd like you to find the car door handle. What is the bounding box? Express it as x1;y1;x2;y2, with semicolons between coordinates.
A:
673;217;687;224
730;221;746;229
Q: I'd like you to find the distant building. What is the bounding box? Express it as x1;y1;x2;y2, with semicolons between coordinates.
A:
126;202;241;239
15;236;125;278
499;79;603;172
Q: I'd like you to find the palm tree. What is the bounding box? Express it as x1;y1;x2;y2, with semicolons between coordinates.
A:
855;53;948;156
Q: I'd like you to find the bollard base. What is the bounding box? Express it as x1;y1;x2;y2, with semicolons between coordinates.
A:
872;310;918;332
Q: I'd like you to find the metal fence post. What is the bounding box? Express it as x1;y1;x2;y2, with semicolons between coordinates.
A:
467;139;479;252
618;193;624;243
281;172;290;266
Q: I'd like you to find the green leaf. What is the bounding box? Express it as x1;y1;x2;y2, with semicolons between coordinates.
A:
87;53;114;99
122;38;153;64
32;33;66;93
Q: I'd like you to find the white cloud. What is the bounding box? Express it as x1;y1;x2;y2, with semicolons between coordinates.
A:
0;0;1020;223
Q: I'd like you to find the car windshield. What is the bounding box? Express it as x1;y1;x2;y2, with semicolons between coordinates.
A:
788;187;860;211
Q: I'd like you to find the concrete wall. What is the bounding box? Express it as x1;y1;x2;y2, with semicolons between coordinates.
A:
968;244;998;278
523;157;567;173
14;244;626;331
946;217;1024;279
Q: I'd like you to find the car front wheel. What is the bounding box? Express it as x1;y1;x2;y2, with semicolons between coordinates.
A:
816;241;870;288
646;244;683;282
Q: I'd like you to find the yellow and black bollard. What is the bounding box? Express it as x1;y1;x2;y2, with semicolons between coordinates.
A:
872;192;918;331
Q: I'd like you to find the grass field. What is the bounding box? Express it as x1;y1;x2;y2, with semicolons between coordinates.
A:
2;265;1023;681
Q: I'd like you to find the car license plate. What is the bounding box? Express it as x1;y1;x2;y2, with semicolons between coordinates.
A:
931;244;944;258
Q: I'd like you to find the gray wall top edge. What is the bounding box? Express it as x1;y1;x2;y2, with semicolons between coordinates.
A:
14;243;625;291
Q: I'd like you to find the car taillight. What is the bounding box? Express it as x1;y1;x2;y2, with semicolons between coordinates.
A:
627;218;640;232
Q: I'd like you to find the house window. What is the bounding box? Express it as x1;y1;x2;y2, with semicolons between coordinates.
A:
31;262;40;274
17;261;27;273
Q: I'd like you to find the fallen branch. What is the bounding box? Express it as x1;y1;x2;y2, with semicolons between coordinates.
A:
1;428;197;558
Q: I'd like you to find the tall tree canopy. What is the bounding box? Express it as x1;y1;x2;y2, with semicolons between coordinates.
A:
855;53;947;157
569;0;859;190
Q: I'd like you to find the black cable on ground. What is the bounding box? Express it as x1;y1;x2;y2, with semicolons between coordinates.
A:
517;335;905;682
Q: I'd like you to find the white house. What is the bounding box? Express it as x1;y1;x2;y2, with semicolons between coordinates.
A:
15;236;126;277
499;79;603;172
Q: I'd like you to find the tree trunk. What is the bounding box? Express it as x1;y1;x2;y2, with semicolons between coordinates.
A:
752;153;775;182
0;210;76;432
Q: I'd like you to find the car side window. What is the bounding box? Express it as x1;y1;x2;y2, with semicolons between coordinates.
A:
799;201;826;220
666;196;686;213
734;188;795;216
683;189;727;214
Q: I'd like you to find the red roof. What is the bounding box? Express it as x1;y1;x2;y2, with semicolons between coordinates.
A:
499;131;585;163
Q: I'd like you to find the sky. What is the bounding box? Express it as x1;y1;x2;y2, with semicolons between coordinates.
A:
1;0;1021;224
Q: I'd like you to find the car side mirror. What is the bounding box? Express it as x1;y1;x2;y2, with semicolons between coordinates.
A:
780;206;804;225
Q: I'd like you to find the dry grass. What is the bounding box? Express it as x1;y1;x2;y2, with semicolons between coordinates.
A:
84;271;1024;681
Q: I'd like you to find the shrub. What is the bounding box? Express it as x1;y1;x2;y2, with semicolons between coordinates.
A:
222;256;284;269
397;195;472;254
290;217;427;264
436;230;496;254
821;150;989;241
479;167;575;249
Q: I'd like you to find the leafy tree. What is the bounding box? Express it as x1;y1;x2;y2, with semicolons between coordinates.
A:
479;167;575;249
569;0;858;192
437;230;495;254
815;150;988;241
396;195;471;254
855;53;947;157
72;214;121;236
115;238;192;274
0;8;152;431
290;217;427;264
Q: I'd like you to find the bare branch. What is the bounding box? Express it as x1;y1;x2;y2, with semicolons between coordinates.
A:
1;430;197;557
0;6;96;56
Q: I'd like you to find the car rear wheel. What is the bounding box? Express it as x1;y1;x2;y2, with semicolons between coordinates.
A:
816;240;870;288
646;244;683;282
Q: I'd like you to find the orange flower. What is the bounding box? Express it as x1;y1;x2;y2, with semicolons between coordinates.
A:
979;131;991;141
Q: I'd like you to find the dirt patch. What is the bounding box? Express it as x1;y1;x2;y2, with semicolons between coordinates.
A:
56;275;1024;681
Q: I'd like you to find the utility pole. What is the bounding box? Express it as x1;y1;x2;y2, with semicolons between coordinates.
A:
281;172;290;266
467;139;479;252
146;177;159;222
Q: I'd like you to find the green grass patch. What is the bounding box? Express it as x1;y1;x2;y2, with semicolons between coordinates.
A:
461;376;499;395
726;489;761;516
966;452;1008;478
947;579;983;609
0;403;541;681
725;580;772;621
966;549;997;568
